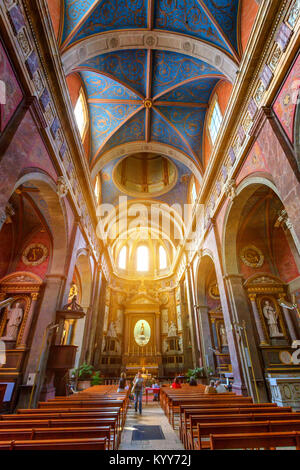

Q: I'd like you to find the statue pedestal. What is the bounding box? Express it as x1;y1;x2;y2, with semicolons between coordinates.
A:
266;375;300;411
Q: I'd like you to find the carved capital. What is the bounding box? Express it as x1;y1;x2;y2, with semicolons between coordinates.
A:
224;178;237;202
56;176;69;198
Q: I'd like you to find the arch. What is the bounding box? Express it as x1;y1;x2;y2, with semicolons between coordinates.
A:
13;172;68;276
294;100;300;171
91;141;203;182
62;31;239;82
222;175;282;276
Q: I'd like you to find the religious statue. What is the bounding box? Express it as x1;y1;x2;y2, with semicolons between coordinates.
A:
1;303;23;341
107;321;117;338
219;323;228;346
176;305;182;331
178;336;183;352
263;300;284;338
115;309;123;335
163;338;169;353
168;321;177;337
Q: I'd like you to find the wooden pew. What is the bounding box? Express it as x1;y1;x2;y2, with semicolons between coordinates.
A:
169;396;253;427
0;384;6;410
196;420;300;449
0;426;111;449
181;406;292;448
0;417;117;449
0;437;108;450
209;431;300;450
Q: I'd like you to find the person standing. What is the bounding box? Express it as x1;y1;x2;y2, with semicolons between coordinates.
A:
132;371;144;414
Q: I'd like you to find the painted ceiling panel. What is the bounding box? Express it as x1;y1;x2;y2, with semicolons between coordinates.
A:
89;102;142;157
98;109;146;158
79;70;142;100
70;0;148;46
154;0;232;54
201;0;240;53
159;77;220;103
157;105;206;159
62;0;96;45
78;50;147;96
151;108;193;159
152;50;221;97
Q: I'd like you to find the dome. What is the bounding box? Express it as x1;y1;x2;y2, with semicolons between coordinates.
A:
113;153;177;198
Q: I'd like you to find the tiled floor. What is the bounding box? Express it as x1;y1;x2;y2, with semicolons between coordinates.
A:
119;402;184;450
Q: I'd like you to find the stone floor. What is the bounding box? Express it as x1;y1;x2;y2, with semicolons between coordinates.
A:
119;401;184;450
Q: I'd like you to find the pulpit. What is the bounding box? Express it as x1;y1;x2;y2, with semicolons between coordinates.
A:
44;296;84;396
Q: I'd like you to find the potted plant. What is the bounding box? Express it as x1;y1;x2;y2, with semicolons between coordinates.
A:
186;367;205;384
91;370;103;386
75;363;94;390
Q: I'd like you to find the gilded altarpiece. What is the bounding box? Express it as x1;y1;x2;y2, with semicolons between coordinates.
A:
245;275;300;373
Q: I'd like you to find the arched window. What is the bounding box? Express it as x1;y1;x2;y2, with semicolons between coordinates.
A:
208;98;222;144
94;175;101;204
74;89;88;138
118;246;127;270
191;180;197;204
159;245;167;270
137;245;149;272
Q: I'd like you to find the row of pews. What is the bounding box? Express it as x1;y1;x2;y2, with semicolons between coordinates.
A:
0;385;129;450
160;384;300;450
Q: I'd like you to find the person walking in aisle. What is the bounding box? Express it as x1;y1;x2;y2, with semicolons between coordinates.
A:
132;371;144;415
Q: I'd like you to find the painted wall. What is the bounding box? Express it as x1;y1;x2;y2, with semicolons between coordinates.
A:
240;0;259;53
0;41;23;132
273;53;300;143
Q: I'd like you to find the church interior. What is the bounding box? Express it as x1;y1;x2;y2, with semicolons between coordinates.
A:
0;0;300;452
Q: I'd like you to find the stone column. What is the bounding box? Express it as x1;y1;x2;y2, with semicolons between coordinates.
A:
224;274;268;402
123;313;130;355
185;268;199;368
280;302;298;342
249;294;269;346
195;304;215;371
18;274;65;408
17;292;39;349
86;266;102;364
155;312;161;355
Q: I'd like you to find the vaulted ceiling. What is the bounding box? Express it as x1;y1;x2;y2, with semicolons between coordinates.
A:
60;0;240;176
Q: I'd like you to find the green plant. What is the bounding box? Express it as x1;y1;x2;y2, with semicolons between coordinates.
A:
77;363;94;380
91;371;103;386
206;367;214;376
186;367;205;379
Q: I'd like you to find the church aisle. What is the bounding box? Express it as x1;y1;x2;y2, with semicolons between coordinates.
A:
119;401;184;450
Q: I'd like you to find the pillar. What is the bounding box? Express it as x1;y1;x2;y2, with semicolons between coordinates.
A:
224;274;268;402
195;305;215;371
155;312;161;355
249;294;269;345
17;292;39;349
185;266;200;368
17;274;65;408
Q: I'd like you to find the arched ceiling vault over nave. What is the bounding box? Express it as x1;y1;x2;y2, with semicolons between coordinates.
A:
56;0;242;194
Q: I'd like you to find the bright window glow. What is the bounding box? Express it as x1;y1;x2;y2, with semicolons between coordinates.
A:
137;245;149;272
159;245;167;270
74;91;87;138
94;175;100;203
118;246;127;270
191;181;197;203
209;100;222;144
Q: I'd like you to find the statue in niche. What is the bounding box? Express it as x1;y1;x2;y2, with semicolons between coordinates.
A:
1;302;23;341
168;321;177;337
178;336;183;352
107;321;117;338
263;300;284;338
101;336;106;352
161;309;169;334
219;323;228;347
115;310;123;335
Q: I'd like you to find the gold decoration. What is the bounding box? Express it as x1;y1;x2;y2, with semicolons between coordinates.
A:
209;282;220;299
22;244;48;266
240;245;264;268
